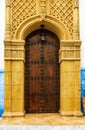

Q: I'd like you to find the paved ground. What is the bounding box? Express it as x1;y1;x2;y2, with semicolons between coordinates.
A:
0;114;85;125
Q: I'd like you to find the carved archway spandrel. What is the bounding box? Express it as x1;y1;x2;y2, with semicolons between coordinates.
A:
9;0;74;39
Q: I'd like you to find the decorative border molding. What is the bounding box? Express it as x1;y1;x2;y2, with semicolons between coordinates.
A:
59;40;81;62
40;0;46;20
74;0;79;8
4;40;25;61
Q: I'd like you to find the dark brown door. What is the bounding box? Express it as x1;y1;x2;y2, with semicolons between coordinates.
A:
25;29;60;113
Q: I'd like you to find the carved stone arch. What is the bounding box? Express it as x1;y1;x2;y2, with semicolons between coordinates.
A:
14;16;72;41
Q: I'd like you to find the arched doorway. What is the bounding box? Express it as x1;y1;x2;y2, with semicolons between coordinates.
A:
25;29;60;113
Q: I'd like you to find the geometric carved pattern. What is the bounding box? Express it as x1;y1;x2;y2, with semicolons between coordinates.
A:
5;49;24;60
10;0;74;37
59;42;81;62
11;0;37;35
49;0;73;36
60;49;80;61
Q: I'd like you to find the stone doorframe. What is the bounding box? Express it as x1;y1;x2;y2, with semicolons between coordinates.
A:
3;16;82;117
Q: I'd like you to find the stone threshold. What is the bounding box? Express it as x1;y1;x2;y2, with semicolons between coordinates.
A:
0;114;85;125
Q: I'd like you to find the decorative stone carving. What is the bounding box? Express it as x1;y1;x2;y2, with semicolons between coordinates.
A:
7;0;74;38
4;43;25;60
63;50;74;58
48;0;73;36
6;0;11;6
11;0;37;35
73;0;79;40
5;24;11;40
5;0;11;40
12;50;24;59
74;0;79;8
59;41;81;62
5;50;24;60
40;0;46;20
5;50;11;58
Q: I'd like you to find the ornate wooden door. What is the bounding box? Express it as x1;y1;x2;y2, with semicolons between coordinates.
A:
25;29;60;113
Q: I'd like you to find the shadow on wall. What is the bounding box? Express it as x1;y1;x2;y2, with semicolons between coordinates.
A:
81;68;85;114
0;70;4;117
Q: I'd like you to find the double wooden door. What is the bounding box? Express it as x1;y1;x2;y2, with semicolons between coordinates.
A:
25;29;60;113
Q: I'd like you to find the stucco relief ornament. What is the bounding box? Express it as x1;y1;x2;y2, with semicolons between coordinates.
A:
74;0;79;8
40;12;46;20
40;0;46;20
6;0;11;6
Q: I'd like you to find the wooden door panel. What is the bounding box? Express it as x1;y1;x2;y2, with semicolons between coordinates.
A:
30;44;41;61
44;80;57;93
29;96;41;112
30;64;41;77
45;95;57;111
25;29;60;113
44;64;55;77
29;80;41;93
44;46;56;61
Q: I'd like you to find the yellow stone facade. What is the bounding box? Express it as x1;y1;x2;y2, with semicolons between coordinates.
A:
3;0;82;117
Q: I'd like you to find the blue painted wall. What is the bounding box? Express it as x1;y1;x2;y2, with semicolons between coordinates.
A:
81;68;85;113
0;70;4;117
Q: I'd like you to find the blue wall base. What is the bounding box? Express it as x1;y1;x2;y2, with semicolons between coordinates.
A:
0;70;4;117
